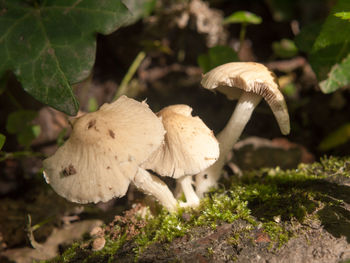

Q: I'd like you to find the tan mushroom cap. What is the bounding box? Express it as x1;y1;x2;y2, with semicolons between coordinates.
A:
43;96;165;204
142;104;219;179
201;62;290;135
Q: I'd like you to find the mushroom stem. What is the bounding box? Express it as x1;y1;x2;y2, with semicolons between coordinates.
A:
178;175;200;208
133;168;178;212
195;92;262;197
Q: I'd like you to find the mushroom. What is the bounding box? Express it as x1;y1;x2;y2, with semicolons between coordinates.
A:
142;104;219;207
195;62;290;196
43;95;178;212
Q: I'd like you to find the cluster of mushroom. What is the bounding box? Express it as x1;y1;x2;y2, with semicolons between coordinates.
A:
43;62;290;212
43;96;219;212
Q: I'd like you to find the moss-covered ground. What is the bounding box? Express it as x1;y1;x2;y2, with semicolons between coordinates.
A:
47;156;350;262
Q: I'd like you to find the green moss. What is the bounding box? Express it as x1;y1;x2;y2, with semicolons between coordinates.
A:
207;246;214;256
47;156;350;262
133;209;190;257
55;242;80;262
262;221;291;248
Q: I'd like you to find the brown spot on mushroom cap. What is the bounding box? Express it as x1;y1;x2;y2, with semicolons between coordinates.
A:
61;164;77;177
87;119;96;129
109;130;115;139
42;95;165;204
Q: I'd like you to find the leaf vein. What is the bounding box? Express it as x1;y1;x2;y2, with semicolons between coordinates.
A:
0;12;31;43
42;5;118;16
35;13;77;108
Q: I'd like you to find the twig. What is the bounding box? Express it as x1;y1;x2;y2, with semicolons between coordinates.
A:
113;51;146;100
265;57;306;73
239;23;247;53
26;214;43;249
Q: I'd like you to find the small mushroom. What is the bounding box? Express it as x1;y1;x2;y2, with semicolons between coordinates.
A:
195;62;290;196
43;95;178;212
142;104;219;207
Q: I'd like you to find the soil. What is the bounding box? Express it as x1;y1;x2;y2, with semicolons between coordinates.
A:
105;174;350;263
131;221;350;263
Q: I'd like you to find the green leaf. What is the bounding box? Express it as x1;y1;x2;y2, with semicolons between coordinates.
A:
319;123;350;151
294;22;322;53
307;0;350;93
0;72;8;96
6;110;40;147
282;83;297;97
56;128;68;147
265;0;295;22
0;0;131;115
122;0;156;24
17;124;41;147
272;39;298;58
311;0;350;53
197;46;238;73
87;97;98;112
319;52;350;93
6;110;37;134
334;11;350;21
224;11;262;25
0;133;5;150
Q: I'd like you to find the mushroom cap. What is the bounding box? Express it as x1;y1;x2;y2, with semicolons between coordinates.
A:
201;62;290;135
142;104;219;179
43;96;165;204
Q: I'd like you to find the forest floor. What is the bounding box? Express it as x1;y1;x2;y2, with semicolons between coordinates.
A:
1;156;350;263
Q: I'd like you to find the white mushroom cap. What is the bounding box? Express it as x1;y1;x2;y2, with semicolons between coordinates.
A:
142;104;219;179
201;62;290;135
43;96;165;204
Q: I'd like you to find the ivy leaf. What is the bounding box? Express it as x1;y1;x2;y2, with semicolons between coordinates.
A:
0;0;130;115
198;46;238;73
223;11;262;25
308;0;350;93
122;0;156;25
319;52;350;93
294;22;322;53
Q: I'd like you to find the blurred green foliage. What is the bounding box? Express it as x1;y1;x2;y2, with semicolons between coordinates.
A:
294;23;322;53
6;110;41;148
296;0;350;93
334;11;350;21
223;11;262;25
87;97;99;113
197;46;238;73
272;39;298;59
224;10;262;52
0;134;5;150
319;123;350;151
